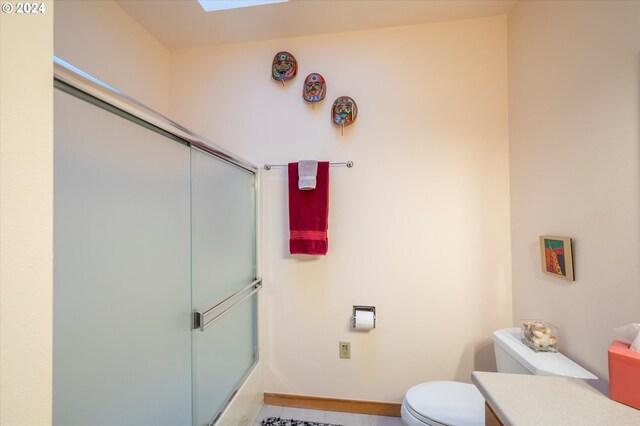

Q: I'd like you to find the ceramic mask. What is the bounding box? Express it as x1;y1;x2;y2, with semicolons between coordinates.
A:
332;96;358;127
302;73;326;103
272;51;297;84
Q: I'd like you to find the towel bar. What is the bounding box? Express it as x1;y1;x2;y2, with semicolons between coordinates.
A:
193;278;262;331
264;161;353;170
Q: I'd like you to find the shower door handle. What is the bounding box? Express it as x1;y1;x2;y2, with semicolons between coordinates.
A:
193;278;262;331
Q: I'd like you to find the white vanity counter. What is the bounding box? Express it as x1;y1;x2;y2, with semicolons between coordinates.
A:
472;371;640;425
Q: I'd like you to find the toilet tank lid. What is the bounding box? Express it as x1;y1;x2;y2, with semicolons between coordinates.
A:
492;328;598;379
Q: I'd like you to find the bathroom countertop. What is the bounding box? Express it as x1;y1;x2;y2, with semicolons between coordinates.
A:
472;371;640;425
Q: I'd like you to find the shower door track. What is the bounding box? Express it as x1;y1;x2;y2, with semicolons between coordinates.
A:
53;57;258;174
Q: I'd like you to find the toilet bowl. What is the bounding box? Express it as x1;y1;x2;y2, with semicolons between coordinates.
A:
401;381;484;426
401;328;598;426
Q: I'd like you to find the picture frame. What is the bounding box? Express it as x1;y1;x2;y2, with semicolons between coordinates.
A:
539;236;574;281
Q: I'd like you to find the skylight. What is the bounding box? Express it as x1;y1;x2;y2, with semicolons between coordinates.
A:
197;0;288;12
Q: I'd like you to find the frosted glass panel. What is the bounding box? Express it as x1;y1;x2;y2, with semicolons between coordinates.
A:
191;148;257;425
53;89;192;426
192;295;257;425
191;148;257;303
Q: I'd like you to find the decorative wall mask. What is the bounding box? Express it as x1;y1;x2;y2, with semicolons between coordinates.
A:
272;51;297;85
302;73;326;109
332;96;358;135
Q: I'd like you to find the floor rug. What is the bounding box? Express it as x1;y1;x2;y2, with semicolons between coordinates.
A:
260;417;343;426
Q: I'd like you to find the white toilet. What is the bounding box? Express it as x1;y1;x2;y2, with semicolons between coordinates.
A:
401;328;598;426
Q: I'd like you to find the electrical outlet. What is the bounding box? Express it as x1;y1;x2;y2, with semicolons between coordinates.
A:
339;341;351;359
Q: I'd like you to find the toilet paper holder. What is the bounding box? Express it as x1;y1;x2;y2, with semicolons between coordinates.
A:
352;305;376;329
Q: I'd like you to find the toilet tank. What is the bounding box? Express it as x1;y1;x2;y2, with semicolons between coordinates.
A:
492;328;597;379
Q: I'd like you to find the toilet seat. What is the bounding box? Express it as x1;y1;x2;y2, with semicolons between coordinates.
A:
403;381;485;426
402;400;448;426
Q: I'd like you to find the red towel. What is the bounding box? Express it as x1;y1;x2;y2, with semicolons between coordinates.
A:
288;161;329;255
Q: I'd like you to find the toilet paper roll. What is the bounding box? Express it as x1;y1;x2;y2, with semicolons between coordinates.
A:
354;310;375;330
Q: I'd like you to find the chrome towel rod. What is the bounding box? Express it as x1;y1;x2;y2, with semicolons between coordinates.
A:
193;278;262;331
264;161;354;170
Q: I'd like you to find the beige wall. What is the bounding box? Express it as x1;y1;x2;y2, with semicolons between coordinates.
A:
54;0;170;115
0;2;54;425
508;0;640;379
14;0;637;418
171;16;512;402
6;1;637;420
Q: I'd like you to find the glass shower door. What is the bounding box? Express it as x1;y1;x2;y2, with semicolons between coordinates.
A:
53;88;192;426
190;147;258;426
54;59;260;426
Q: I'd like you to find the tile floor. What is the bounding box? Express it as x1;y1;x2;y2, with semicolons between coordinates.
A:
254;404;404;426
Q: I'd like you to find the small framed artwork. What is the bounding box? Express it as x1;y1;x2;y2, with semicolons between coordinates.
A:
540;236;574;281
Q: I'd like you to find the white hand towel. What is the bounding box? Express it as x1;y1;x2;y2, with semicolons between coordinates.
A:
298;160;318;190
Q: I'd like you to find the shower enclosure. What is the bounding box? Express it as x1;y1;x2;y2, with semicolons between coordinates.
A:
53;59;259;426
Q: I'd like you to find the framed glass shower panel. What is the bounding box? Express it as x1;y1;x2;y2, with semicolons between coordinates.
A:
190;147;258;425
53;88;192;426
